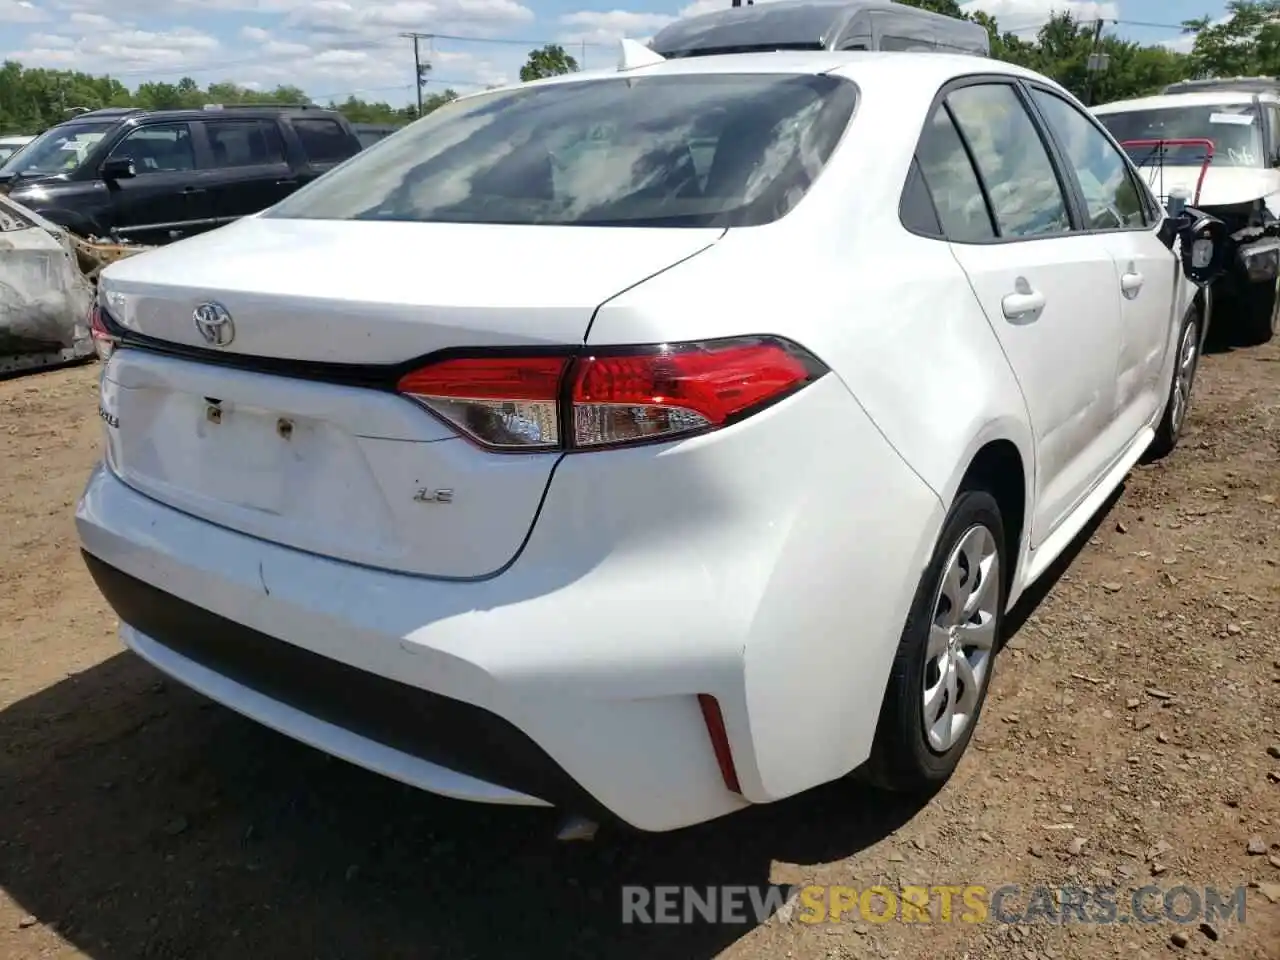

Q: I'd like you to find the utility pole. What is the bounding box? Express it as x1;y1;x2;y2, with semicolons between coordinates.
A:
1083;18;1108;107
400;31;431;116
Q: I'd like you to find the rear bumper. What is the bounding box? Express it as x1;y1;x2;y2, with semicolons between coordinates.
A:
77;372;943;831
84;551;585;811
79;467;750;830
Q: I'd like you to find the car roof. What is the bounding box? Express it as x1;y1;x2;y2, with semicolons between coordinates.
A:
510;49;1042;92
1093;90;1280;114
72;104;344;124
649;0;989;58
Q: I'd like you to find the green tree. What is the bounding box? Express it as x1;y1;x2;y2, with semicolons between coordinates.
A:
1183;0;1280;78
897;0;967;16
519;44;579;82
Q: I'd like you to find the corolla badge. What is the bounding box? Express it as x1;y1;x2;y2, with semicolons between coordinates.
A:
193;301;235;347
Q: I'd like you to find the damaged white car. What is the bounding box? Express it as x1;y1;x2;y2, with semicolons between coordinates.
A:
0;195;95;376
1095;81;1280;345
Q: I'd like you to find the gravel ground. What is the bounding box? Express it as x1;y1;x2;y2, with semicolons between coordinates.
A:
1;335;1278;960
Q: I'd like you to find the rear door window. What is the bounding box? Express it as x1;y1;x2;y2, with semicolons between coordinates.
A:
915;102;996;242
945;83;1072;239
206;119;287;167
291;118;357;164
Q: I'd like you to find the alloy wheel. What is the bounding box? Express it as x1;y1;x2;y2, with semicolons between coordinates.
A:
922;524;1000;753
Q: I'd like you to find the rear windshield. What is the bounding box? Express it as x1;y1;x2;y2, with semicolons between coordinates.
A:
1098;104;1264;168
266;73;857;228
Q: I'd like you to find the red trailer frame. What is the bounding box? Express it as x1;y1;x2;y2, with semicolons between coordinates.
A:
1120;138;1215;207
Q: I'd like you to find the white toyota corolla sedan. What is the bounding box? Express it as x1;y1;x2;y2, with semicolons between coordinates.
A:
78;38;1218;832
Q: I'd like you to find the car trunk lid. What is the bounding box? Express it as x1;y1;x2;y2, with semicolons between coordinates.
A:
97;216;723;577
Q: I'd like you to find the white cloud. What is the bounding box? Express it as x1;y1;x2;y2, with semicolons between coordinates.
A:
68;10;113;28
0;0;46;23
559;9;676;46
7;24;220;70
1162;15;1226;54
3;0;539;103
961;0;1119;34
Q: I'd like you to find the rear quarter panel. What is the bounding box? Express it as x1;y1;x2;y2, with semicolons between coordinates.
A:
587;71;1037;790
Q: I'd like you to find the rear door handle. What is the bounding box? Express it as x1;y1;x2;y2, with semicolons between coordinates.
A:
276;179;298;187
181;186;206;195
1121;264;1145;299
1002;283;1046;320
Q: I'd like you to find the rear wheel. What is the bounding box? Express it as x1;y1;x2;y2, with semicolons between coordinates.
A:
1147;305;1202;462
866;490;1006;792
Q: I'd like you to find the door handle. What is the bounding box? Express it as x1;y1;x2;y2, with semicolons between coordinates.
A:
181;186;206;195
1002;281;1046;320
275;179;298;187
1120;264;1145;299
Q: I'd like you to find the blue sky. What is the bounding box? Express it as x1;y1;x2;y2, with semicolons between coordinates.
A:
0;0;1235;106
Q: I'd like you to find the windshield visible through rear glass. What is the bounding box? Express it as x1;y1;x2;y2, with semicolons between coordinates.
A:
0;122;114;176
266;74;858;228
1097;104;1264;168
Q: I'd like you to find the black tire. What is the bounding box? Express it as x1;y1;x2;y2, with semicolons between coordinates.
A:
865;489;1007;793
1146;304;1203;462
1238;277;1279;346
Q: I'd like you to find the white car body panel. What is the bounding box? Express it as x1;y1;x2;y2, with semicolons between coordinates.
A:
99;218;724;363
947;234;1125;547
76;50;1201;831
1101;230;1183;446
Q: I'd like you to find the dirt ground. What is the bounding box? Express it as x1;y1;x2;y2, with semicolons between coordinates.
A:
1;335;1278;960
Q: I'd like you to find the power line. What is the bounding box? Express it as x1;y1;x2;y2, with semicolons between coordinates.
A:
310;83;414;102
996;16;1192;35
1115;19;1193;31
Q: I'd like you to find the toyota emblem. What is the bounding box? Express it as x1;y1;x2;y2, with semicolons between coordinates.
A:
193;301;235;347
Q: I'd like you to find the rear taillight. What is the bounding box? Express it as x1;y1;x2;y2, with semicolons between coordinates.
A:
396;336;826;453
88;304;118;362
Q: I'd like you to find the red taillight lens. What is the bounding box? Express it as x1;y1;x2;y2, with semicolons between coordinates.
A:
88;304;118;362
397;356;567;450
572;341;815;448
396;337;825;453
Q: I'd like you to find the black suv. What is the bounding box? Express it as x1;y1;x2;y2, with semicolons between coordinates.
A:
0;104;363;245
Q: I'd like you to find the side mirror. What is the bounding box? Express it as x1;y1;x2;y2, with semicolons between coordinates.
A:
101;157;136;181
1174;206;1229;286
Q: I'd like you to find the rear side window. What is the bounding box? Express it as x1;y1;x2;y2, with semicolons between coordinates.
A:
881;35;935;51
900;157;942;236
206;119;286;167
291;118;356;164
1029;88;1147;229
266;74;858;228
915;103;995;241
946;83;1071;239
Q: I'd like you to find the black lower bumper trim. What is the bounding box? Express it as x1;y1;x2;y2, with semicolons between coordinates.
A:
82;550;609;817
